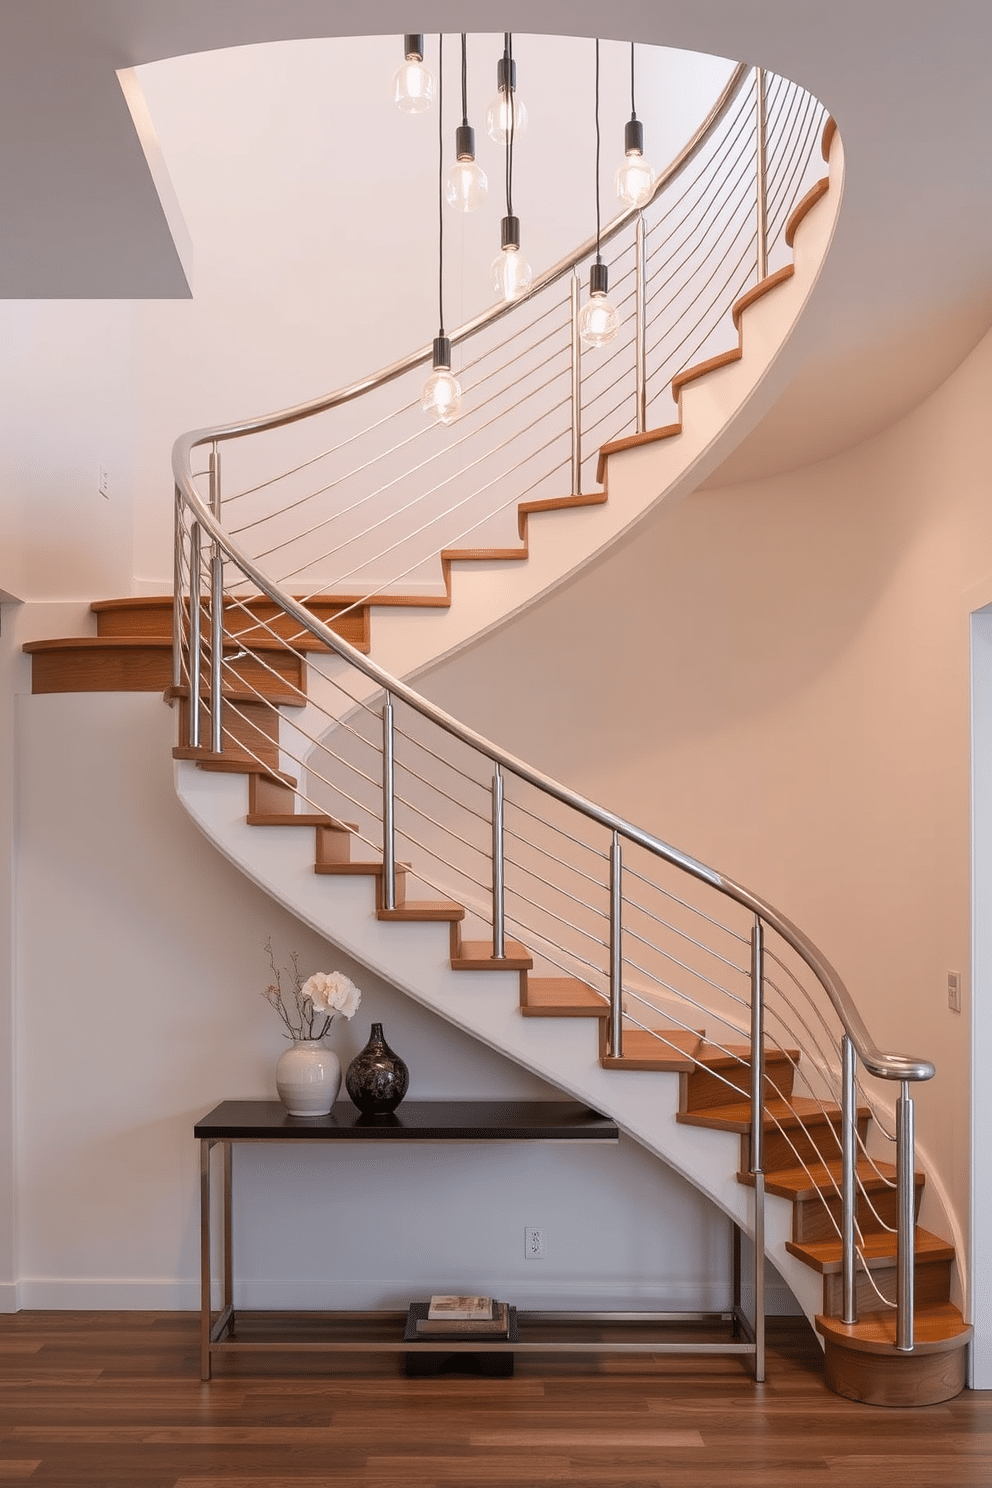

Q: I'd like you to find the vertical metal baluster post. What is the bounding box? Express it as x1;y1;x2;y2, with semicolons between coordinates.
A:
635;215;647;434
208;443;223;755
173;486;185;693
896;1080;916;1351
609;832;623;1059
749;915;766;1382
492;764;505;959
382;693;396;912
841;1035;858;1323
189;520;203;750
755;67;769;283
570;274;582;495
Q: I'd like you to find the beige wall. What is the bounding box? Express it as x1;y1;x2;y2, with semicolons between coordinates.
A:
422;323;992;1253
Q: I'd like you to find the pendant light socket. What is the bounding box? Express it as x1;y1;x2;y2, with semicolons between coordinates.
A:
432;335;452;371
404;34;425;61
589;261;609;297
455;123;476;161
500;215;521;251
624;118;644;156
496;55;517;94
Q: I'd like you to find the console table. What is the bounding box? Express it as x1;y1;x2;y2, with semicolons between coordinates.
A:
195;1098;754;1380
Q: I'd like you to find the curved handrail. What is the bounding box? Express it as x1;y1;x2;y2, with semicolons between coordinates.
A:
169;53;933;1357
172;63;750;463
173;487;934;1088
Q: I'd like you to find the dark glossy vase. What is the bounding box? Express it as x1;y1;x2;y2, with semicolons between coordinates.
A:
345;1022;409;1115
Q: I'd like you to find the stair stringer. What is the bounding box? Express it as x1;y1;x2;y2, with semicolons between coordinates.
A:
359;132;843;686
175;757;825;1330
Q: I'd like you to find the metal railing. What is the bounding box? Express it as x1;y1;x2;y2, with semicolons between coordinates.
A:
171;56;934;1376
173;65;827;611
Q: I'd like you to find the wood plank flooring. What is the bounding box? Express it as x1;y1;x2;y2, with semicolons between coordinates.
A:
1;1311;990;1486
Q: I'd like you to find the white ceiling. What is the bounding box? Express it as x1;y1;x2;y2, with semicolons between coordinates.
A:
2;0;991;478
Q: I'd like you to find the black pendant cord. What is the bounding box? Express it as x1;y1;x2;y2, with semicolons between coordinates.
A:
594;37;602;266
505;32;515;218
461;32;468;128
630;40;637;122
437;32;445;339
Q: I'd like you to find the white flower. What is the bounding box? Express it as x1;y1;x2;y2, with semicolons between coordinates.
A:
302;970;361;1020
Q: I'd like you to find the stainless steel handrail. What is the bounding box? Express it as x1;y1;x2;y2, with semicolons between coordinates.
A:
172;491;934;1091
171;50;932;1369
172;63;750;466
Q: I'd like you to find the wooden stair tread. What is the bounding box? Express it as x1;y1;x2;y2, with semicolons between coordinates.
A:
167;683;303;708
23;635;171;653
787;1227;954;1274
785;177;830;247
24;632;324;657
693;1042;801;1070
88;596;370;654
182;754;296;786
816;1303;972;1356
249;814;357;832
91;593;365;614
739;1158;921;1203
596;422;681;483
440;546;528;564
522;978;607;1017
450;940;533;971
672;346;742;401
676;1096;862;1135
314;859;408;877
731;265;795;328
601;1029;704;1072
378;900;465;922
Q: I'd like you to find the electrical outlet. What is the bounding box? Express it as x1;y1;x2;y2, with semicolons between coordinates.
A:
948;971;961;1013
98;465;110;499
525;1226;544;1259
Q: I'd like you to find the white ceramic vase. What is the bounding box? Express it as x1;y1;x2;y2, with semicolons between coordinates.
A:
275;1039;341;1117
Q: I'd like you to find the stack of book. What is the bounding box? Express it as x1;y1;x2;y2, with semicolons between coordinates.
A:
413;1295;511;1338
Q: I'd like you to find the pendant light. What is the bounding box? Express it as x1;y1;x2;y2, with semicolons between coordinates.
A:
422;35;462;425
615;43;656;207
393;33;435;113
486;33;528;143
445;34;488;212
491;34;532;301
578;39;620;346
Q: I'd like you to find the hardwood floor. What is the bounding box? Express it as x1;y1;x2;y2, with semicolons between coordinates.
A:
1;1311;990;1486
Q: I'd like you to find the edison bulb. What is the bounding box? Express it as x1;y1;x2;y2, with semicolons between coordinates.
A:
422;368;462;424
578;292;620;347
445;158;488;213
393;59;435;113
486;91;528;143
616;152;656;208
491;245;533;302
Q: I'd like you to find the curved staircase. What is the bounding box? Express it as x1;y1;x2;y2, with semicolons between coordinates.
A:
22;71;972;1403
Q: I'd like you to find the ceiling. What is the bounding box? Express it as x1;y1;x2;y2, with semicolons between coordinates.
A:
2;0;990;480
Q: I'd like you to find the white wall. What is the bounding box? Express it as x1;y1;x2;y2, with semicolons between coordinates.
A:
0;303;137;603
420;323;992;1313
8;677;749;1311
970;606;992;1385
129;35;733;588
1;31;984;1329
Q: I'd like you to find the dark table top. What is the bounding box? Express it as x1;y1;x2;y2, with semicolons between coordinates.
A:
195;1100;619;1142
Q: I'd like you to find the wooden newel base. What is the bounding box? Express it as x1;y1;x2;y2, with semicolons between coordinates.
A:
822;1337;968;1407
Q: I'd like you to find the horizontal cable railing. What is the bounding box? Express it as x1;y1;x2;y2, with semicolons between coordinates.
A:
172;487;934;1370
175;63;831;616
172;51;933;1377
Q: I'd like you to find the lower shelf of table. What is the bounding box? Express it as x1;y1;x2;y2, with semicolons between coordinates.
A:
205;1309;757;1357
